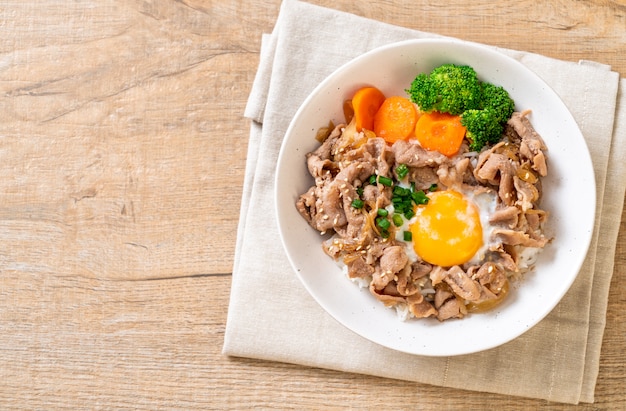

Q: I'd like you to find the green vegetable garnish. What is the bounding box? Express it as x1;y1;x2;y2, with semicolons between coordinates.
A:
406;63;515;152
377;176;393;187
395;164;409;179
376;217;391;231
351;198;364;209
403;231;412;242
392;214;404;227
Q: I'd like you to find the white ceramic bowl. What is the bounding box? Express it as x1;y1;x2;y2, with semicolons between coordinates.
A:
275;39;595;356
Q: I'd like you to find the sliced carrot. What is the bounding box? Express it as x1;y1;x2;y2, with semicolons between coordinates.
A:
373;96;418;144
414;111;466;157
351;86;386;132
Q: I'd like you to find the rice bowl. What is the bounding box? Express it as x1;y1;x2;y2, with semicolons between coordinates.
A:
275;39;595;356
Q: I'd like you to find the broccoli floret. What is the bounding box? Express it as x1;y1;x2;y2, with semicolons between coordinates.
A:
407;64;481;115
407;63;517;152
407;73;438;113
460;83;515;151
479;82;515;122
461;108;504;152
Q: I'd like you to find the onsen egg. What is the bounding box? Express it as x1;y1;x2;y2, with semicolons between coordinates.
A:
408;188;499;267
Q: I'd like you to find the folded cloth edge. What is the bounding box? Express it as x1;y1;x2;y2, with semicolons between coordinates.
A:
579;78;626;402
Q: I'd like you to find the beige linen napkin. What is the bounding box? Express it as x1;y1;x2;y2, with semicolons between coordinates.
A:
224;0;626;404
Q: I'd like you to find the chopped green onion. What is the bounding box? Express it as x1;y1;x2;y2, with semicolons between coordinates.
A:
404;209;415;220
393;185;409;197
377;208;389;217
377;176;393;187
392;196;405;205
411;190;429;205
380;229;390;239
351;198;364;209
368;175;377;185
403;231;412;241
356;187;364;197
429;183;438;192
396;164;409;179
376;217;391;230
392;214;404;227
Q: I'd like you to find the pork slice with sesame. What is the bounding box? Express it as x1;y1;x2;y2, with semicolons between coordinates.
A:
334;161;375;189
391;139;448;168
442;266;481;302
396;261;432;296
364;137;396;177
489;206;520;228
406;293;438;319
295;186;317;226
471;262;508;295
305;124;343;179
493;228;548;248
514;176;540;212
343;137;395;178
524;209;548;232
345;254;375;279
473;148;516;206
436;157;471;189
434;287;466;321
508;111;548;177
310;123;343;160
361;184;392;209
311;181;346;232
379;245;409;276
407;167;439;189
370;268;396;294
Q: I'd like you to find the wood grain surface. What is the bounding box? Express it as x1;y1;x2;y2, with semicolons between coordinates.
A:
0;0;624;409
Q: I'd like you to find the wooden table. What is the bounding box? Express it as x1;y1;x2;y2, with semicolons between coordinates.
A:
1;1;623;409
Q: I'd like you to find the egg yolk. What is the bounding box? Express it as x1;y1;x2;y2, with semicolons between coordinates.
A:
409;190;483;267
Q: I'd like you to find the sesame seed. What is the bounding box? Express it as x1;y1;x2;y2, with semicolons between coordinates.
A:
333;216;339;225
